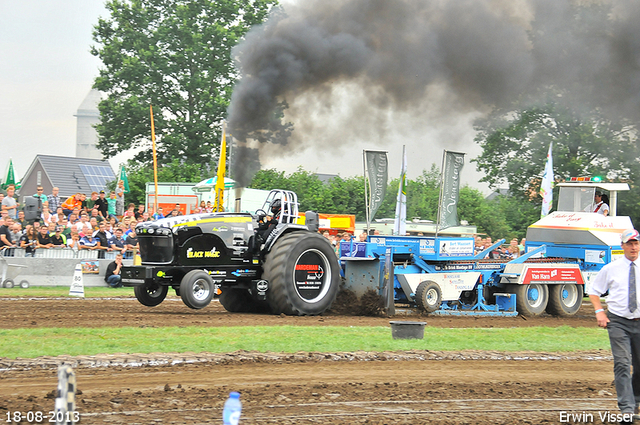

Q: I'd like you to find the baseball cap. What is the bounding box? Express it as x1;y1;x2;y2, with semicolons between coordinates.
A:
100;190;105;194
621;229;640;244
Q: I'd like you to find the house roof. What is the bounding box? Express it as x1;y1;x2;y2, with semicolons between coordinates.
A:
24;154;116;196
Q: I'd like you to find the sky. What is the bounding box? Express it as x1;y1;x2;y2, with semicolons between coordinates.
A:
0;0;489;193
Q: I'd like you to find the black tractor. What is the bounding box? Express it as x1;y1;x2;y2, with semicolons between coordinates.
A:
121;190;340;315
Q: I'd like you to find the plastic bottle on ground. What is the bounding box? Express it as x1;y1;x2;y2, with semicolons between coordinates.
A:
222;391;242;425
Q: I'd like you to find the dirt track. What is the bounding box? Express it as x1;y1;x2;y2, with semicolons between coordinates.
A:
0;297;620;424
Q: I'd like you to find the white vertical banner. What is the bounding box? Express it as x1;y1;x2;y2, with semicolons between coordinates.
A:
540;142;554;217
393;145;407;236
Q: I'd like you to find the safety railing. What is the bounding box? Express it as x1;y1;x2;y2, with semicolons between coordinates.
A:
0;247;138;260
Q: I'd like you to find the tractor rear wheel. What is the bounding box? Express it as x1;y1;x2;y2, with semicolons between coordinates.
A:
263;232;340;315
415;281;442;313
546;284;583;317
180;270;215;309
134;281;168;307
508;284;549;316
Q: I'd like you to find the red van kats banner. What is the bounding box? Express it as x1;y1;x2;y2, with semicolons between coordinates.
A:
522;267;584;285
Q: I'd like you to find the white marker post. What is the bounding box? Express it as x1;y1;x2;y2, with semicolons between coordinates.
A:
69;264;84;298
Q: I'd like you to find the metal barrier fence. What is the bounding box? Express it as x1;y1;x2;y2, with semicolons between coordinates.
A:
1;247;136;260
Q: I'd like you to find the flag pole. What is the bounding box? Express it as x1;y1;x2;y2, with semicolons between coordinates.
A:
150;105;159;212
435;150;447;238
363;150;371;236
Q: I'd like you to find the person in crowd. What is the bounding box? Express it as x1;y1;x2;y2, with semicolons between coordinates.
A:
33;186;48;206
66;213;78;229
125;227;139;252
80;224;94;239
50;226;66;247
115;180;125;218
199;200;206;211
74;212;90;233
93;222;113;251
79;193;88;212
86;192;99;211
0;217;15;249
61;193;82;215
66;230;81;251
109;227;127;255
20;225;38;256
106;215;118;233
16;210;27;229
48;187;61;213
588;229;640;422
107;191;117;218
343;233;352;242
40;205;54;226
373;229;380;235
79;232;100;250
95;190;109;219
152;207;164;220
89;217;99;232
59;217;71;238
167;209;180;218
90;207;104;224
141;211;151;221
10;222;23;245
123;203;136;219
36;225;53;249
508;238;520;258
134;204;145;220
2;185;19;219
104;253;124;288
358;232;367;242
518;238;526;254
322;231;330;240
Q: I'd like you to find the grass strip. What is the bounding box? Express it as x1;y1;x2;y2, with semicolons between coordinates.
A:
0;325;609;359
0;286;139;298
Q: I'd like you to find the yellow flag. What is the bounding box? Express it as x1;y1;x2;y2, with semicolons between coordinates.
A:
213;126;226;212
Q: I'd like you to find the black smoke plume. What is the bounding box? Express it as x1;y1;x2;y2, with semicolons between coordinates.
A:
228;0;640;187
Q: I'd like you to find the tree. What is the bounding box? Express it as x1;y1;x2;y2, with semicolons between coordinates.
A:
473;100;639;202
91;0;277;169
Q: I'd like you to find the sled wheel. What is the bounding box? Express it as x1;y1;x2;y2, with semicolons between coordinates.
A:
19;280;30;289
219;288;270;313
3;279;14;289
546;284;583;317
263;232;340;315
508;284;549;317
134;281;168;307
415;281;442;313
180;270;214;310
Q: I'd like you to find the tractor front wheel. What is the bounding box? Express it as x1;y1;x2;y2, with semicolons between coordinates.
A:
134;281;168;307
180;270;215;310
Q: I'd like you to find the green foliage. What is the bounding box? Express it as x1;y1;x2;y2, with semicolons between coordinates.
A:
119;159;212;206
92;0;277;167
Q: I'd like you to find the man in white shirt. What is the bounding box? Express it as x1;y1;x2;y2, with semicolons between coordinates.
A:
589;229;640;421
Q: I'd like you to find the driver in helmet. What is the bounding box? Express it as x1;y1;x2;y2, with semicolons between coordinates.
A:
257;198;281;242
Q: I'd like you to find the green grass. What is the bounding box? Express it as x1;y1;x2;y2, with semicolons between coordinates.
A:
0;325;610;359
0;286;139;298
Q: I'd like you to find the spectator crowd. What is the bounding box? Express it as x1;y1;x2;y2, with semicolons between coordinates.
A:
0;185;181;258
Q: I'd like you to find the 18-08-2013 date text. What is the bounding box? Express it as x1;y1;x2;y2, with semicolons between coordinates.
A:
5;411;80;423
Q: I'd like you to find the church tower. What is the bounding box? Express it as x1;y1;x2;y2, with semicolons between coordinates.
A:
75;89;103;159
